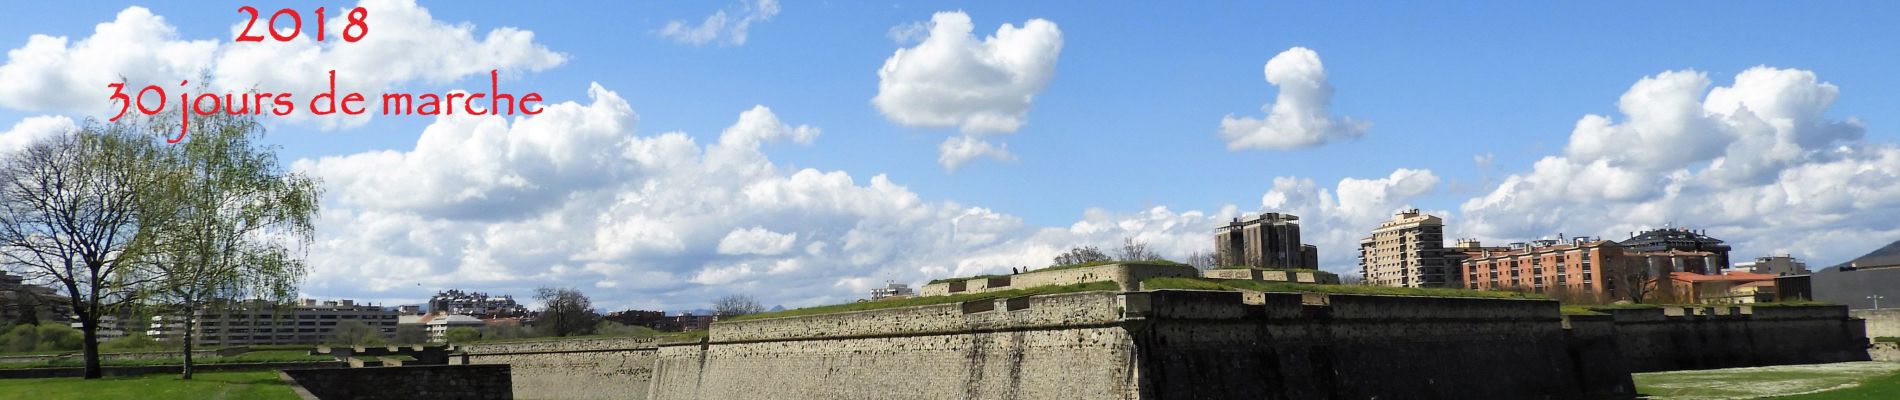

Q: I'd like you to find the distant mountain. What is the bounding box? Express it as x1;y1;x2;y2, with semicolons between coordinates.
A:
1825;238;1900;271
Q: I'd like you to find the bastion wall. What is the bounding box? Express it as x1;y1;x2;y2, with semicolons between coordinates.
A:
1595;305;1869;372
459;337;659;400
647;290;1627;400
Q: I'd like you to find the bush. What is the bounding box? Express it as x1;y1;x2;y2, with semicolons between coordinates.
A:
445;327;482;343
100;332;170;352
0;323;84;353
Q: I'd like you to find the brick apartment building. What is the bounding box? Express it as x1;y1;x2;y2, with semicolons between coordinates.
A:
1459;236;1723;301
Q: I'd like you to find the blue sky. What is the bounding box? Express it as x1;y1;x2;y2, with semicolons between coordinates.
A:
2;1;1898;310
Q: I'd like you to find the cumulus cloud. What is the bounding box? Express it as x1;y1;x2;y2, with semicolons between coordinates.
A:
873;11;1061;170
659;0;781;46
716;227;798;256
1219;47;1368;150
0;0;565;128
1460;66;1898;266
297;79;1433;310
936;135;1015;171
0;116;75;153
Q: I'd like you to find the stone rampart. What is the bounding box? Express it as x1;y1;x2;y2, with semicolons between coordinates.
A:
460;337;658;400
649;290;1624;399
918;263;1197;296
1600;305;1870;372
281;364;512;400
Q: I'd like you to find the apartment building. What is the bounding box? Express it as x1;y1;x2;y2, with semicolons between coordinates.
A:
1460;236;1724;301
151;299;399;346
1620;227;1733;271
1358;210;1458;288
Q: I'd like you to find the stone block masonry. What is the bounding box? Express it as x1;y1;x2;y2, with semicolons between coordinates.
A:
648;290;1624;399
1852;308;1900;341
1594;305;1869;372
459;337;659;400
280;364;512;400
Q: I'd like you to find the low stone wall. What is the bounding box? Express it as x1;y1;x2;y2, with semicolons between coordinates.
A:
460;337;658;400
1599;305;1870;372
918;263;1197;296
1199;268;1339;284
0;361;343;379
282;364;512;400
1852;308;1900;341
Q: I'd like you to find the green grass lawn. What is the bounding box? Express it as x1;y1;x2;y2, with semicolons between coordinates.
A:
1773;368;1900;399
1634;362;1900;399
0;349;333;370
0;371;299;400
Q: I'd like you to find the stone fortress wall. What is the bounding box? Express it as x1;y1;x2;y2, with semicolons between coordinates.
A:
643;287;1869;400
457;337;660;400
1581;306;1870;373
917;262;1198;296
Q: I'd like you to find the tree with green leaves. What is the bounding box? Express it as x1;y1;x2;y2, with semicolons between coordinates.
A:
328;320;387;346
0;124;170;379
393;324;429;345
133;111;320;379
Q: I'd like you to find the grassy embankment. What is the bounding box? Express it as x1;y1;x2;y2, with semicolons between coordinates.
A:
1633;361;1900;399
0;370;299;400
725;281;1121;322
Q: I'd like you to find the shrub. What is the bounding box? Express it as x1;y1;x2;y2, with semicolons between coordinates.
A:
100;332;169;352
445;327;483;343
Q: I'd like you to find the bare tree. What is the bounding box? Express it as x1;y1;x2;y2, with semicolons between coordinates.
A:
713;294;764;317
0;126;168;379
535;287;597;337
1116;237;1163;262
1053;246;1110;266
1185;250;1218;270
1608;261;1660;303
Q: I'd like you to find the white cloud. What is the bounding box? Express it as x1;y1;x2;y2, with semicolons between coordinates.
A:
936;135;1015;171
297;78;1435;310
0;7;216;114
659;0;781;46
1219;47;1368;150
1460;66;1899;267
0;0;566;129
0;116;75;153
873;11;1062;170
716;227;798;256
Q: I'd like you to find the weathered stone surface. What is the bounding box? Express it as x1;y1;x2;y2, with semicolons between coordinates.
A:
281;364;512;400
461;337;657;400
